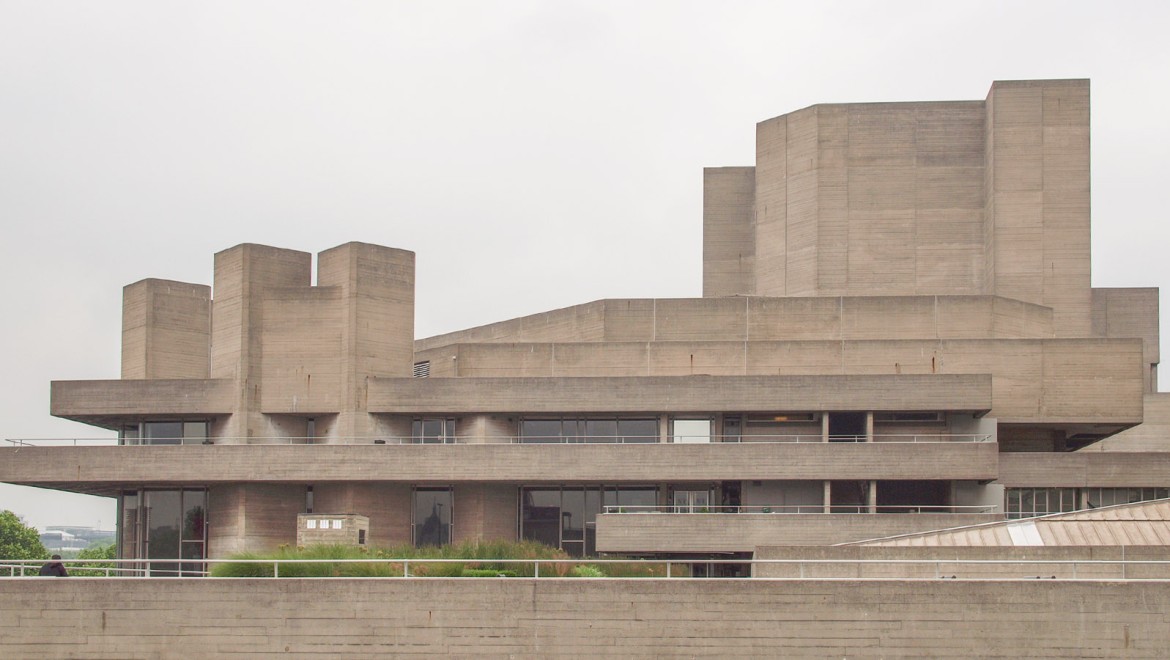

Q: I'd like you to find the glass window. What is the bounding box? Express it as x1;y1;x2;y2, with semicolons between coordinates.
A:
144;422;183;445
412;487;452;546
182;422;208;445
521;420;563;444
520;488;561;548
412;419;454;444
617;419;658;443
120;425;141;446
119;489;207;576
123;421;209;446
1005;487;1078;519
672;419;712;444
585;420;617;443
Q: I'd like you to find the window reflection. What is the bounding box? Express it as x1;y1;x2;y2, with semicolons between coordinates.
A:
120;421;209;446
412;487;453;546
520;486;658;556
520;418;658;443
120;489;207;576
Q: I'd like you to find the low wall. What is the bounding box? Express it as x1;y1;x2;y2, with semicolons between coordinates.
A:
2;578;1169;658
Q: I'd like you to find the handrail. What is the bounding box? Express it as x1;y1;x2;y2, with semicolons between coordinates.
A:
2;557;1168;581
601;505;1000;514
4;434;993;447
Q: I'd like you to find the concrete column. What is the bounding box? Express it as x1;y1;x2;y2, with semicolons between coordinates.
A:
868;480;878;514
122;279;211;380
318;243;416;439
866;411;874;443
823;480;832;514
211;244;313;442
821;414;830;443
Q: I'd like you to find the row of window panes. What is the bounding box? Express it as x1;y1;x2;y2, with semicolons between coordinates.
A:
519;486;657;556
1005;487;1170;519
411;419;456;444
120;421;209;445
120;489;207;575
520;418;659;443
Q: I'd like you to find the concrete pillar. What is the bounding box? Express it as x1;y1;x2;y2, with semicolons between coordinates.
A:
823;480;832;514
318;243;416;439
868;480;878;514
211;244;313;442
122;279;211;380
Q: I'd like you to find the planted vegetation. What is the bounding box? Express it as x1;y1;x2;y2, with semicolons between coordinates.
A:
209;541;666;578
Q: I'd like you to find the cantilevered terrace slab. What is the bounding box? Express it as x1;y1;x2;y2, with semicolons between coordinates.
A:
50;379;235;428
366;374;992;414
0;441;999;497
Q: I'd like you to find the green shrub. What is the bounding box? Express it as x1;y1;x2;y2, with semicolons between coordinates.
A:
462;568;517;578
599;561;667;578
211;541;574;578
71;544;117;577
569;564;604;578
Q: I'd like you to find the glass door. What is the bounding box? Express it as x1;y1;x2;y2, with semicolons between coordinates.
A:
673;490;710;513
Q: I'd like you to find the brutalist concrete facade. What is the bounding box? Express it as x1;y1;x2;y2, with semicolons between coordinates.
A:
3;79;1168;566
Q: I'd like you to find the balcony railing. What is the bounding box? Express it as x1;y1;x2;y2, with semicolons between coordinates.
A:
602;504;1000;514
4;433;993;447
2;557;1167;580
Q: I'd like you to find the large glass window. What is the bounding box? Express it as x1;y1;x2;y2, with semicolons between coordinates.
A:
412;487;452;546
521;485;658;556
672;419;711;444
411;419;455;444
1006;487;1170;519
519;418;657;443
1083;487;1169;509
119;489;207;576
120;421;208;445
1005;487;1077;519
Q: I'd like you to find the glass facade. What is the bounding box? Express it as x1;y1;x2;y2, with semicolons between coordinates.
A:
119;421;208;445
519;418;658;443
1083;487;1169;509
411;418;455;444
412;487;452;546
520;486;657;556
672;419;711;443
1006;486;1170;519
119;489;207;576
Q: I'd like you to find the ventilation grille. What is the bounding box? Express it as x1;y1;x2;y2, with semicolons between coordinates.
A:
412;361;430;378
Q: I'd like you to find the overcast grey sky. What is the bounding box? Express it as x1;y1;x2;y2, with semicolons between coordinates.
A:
2;1;1168;531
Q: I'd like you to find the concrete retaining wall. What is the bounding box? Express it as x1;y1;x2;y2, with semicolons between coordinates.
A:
2;578;1169;658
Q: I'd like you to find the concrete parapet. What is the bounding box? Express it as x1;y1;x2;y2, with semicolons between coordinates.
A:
2;579;1169;657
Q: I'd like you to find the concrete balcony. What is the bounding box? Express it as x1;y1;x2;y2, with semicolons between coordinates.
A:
595;510;1004;552
0;441;999;496
51;379;235;428
367;374;993;414
997;452;1170;487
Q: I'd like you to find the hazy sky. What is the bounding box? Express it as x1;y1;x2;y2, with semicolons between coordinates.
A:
2;1;1169;531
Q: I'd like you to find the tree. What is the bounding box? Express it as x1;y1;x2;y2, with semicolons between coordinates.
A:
0;510;47;561
75;543;117;576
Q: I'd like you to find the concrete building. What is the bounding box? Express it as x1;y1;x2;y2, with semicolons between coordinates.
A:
2;79;1168;572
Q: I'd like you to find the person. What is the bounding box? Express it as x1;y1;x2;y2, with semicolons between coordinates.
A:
39;555;68;577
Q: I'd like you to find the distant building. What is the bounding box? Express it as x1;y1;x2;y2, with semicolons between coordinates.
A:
39;526;116;554
1;79;1167;571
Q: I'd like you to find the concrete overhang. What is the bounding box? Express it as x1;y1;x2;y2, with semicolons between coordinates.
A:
997;452;1170;488
595;511;1003;553
0;441;999;497
51;379;235;429
367;374;994;414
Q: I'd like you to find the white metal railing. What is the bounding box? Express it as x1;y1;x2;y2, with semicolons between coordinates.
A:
3;433;993;447
602;505;1000;514
2;557;1168;581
